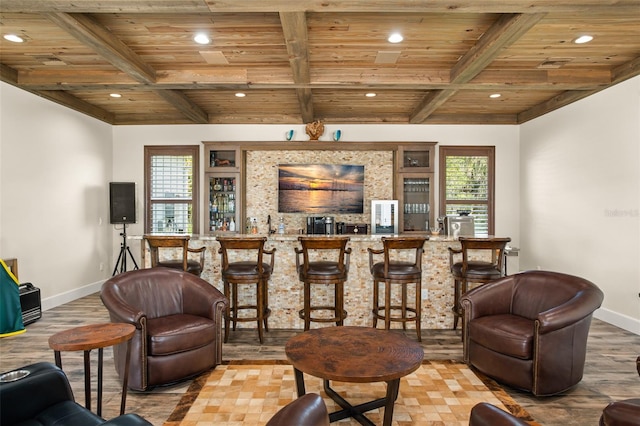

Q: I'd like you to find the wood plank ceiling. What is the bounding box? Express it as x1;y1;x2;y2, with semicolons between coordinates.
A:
1;1;639;125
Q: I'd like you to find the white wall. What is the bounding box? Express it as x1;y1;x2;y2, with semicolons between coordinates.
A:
0;83;113;308
521;76;640;333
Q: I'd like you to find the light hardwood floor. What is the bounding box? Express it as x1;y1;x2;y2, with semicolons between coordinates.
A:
0;292;638;425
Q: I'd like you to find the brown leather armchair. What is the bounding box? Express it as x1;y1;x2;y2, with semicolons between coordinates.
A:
266;393;329;426
460;270;604;396
600;355;640;425
468;402;529;426
100;268;228;391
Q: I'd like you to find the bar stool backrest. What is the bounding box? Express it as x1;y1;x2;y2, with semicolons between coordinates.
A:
144;234;190;271
457;237;511;275
217;236;267;274
296;236;351;275
380;237;428;274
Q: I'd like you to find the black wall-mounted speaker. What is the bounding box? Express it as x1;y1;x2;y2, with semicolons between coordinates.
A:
109;182;136;224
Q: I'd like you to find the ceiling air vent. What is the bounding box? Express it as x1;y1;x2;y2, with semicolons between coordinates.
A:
537;58;573;69
375;51;401;64
32;55;67;66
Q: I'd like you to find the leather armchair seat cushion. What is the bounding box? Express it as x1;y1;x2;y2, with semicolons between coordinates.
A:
600;398;640;426
147;314;216;356
452;261;501;279
468;314;534;360
223;261;272;277
372;261;420;278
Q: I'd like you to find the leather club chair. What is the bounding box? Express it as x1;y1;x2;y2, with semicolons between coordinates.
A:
101;268;228;391
266;393;330;426
599;355;640;426
468;402;529;426
0;362;152;426
460;270;604;396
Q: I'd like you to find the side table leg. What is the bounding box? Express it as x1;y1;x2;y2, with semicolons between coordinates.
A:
293;368;306;397
382;378;400;426
84;350;92;412
120;339;132;415
97;348;104;417
54;351;62;368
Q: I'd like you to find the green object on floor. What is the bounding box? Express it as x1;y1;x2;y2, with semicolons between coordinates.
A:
0;259;25;337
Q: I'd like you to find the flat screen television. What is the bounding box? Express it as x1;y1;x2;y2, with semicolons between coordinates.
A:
278;164;365;214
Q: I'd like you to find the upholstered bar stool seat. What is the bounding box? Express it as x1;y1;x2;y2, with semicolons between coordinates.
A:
368;236;428;342
295;236;351;331
218;236;275;344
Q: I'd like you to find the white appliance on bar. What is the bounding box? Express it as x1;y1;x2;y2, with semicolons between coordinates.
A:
444;215;475;237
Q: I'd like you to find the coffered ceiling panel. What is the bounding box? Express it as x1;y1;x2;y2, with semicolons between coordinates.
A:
1;1;638;125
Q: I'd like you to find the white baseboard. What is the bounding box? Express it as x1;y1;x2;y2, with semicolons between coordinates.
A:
594;307;640;335
40;280;105;311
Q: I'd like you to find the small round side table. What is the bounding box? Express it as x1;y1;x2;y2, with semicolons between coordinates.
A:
48;322;135;417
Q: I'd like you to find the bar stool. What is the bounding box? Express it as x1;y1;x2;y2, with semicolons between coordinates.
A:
448;236;511;330
368;236;428;342
217;236;276;344
295;236;351;331
144;234;206;276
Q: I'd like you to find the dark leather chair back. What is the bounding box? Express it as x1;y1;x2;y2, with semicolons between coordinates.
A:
266;393;329;426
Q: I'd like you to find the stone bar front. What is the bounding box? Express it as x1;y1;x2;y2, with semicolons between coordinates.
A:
135;234;461;330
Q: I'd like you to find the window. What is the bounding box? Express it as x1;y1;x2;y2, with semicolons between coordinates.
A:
144;146;199;234
439;146;495;236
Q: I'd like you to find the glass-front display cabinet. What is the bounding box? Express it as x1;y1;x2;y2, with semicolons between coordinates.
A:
207;173;240;233
397;173;434;233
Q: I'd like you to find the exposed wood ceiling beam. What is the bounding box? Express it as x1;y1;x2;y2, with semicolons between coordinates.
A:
279;11;314;123
45;12;209;124
45;12;157;84
3;0;639;14
518;55;640;123
154;89;209;124
1;62;115;123
410;13;545;123
13;68;612;91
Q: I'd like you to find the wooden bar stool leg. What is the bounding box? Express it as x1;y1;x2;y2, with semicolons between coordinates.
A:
384;280;392;331
304;282;311;331
401;284;407;331
453;279;461;330
232;283;239;331
263;280;269;332
415;281;422;342
257;280;264;344
223;281;231;343
372;280;379;328
335;283;344;326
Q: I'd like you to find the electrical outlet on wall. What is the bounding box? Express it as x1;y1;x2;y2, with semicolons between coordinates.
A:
421;289;428;300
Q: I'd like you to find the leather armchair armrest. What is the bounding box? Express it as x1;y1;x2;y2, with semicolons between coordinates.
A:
469;402;529;426
536;289;604;334
100;290;146;327
182;276;228;320
0;363;74;425
460;277;516;320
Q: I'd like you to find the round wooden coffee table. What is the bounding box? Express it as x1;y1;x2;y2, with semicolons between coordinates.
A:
285;326;424;426
48;322;135;417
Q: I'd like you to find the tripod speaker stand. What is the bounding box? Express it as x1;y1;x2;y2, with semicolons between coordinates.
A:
112;225;139;276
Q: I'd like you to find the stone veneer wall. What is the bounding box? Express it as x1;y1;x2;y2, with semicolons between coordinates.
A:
244;150;394;234
139;235;463;331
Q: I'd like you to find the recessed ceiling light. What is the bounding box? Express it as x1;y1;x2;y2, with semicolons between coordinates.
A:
388;33;403;43
193;33;211;45
365;93;377;97
235;92;246;98
3;34;24;43
489;93;501;99
574;35;593;44
110;93;122;98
